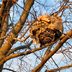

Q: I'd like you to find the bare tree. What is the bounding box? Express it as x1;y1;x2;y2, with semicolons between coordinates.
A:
0;0;72;72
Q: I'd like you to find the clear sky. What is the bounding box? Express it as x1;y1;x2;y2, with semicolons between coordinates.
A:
2;0;72;72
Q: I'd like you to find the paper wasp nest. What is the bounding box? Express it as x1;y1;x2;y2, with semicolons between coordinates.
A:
30;14;63;47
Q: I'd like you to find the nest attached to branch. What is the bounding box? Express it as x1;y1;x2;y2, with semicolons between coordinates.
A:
30;14;63;47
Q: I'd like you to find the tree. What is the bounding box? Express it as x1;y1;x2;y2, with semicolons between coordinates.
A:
0;0;72;72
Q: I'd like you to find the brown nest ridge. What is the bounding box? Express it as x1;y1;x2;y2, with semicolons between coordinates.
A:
30;14;63;47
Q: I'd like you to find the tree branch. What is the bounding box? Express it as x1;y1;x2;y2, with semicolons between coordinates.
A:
3;68;16;72
0;45;47;66
46;64;72;72
0;30;72;67
32;30;72;72
0;0;34;61
0;0;17;46
6;40;33;55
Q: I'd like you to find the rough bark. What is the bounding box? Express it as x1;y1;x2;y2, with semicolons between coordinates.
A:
32;30;72;72
0;0;34;71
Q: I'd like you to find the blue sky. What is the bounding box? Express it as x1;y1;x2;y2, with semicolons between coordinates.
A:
2;0;72;72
